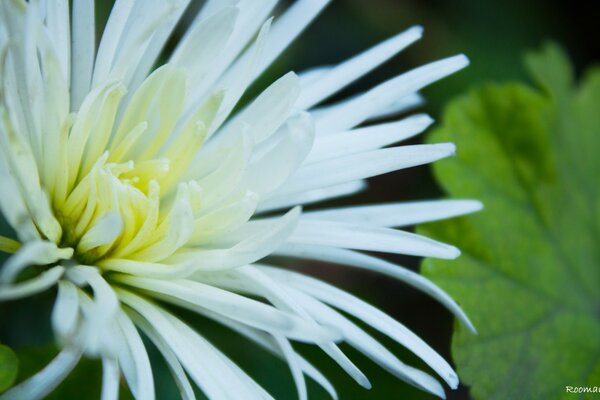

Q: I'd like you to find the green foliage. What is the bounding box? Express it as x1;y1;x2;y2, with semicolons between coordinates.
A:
0;344;18;392
13;345;103;399
419;44;600;400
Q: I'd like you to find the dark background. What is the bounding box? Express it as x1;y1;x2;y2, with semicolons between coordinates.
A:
2;1;598;399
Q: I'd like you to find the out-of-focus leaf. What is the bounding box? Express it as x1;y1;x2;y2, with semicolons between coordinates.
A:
0;344;18;392
419;44;600;400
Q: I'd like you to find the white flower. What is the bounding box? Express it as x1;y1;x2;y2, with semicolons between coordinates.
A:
0;1;481;399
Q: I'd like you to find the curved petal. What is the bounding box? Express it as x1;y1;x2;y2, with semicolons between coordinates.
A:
0;346;82;400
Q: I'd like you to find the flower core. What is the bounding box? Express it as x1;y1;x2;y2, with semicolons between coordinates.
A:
48;66;218;266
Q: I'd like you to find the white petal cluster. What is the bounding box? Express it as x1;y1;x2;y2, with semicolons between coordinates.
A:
0;1;481;399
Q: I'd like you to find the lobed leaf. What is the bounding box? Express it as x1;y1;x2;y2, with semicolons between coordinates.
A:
419;44;600;400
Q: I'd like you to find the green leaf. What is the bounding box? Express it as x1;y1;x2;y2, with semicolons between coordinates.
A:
0;344;18;392
419;43;600;400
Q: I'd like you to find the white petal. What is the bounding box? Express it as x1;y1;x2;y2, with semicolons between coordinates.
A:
66;267;119;319
77;212;123;254
190;191;259;245
192;0;239;23
44;0;70;82
107;66;183;164
170;6;238;89
0;241;72;283
0;346;81;400
198;266;370;390
186;130;253;207
0;156;39;241
115;275;341;344
321;345;371;389
305;114;434;163
285;288;446;398
70;0;94;110
120;292;225;398
91;0;134;84
211;357;274;399
37;46;70;207
257;181;367;213
298;65;331;87
165;207;301;273
185;1;276;119
93;0;183;87
290;220;460;259
238;112;315;198
167;308;273;399
297;26;423;109
0;3;39;158
0;109;62;242
205;0;277;91
67;82;126;190
109;317;137;394
213;72;300;145
66;266;120;356
20;2;46;158
262;267;459;388
365;93;425;122
119;290;269;399
303;199;483;227
126;304;225;399
101;358;120;400
126;0;191;95
309;93;424;126
0;266;64;302
249;0;332;82
274;336;307;400
270;144;456;199
205;18;274;137
276;244;476;333
208;317;338;400
116;311;155;400
315;55;469;134
52;280;80;343
129;312;196;400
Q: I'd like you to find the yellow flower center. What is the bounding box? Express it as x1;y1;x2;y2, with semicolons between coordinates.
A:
50;66;220;265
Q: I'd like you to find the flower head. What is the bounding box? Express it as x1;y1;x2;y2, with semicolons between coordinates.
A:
0;1;481;399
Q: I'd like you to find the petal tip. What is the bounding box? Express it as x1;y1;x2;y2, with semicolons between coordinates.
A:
454;54;470;69
410;25;425;36
446;245;461;259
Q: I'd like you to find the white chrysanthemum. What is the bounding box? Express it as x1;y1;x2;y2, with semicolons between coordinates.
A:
0;1;481;399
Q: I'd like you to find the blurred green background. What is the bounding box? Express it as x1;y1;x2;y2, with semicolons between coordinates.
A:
1;0;598;399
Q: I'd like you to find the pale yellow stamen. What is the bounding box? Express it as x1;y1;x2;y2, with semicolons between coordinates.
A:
47;65;220;265
0;235;21;254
